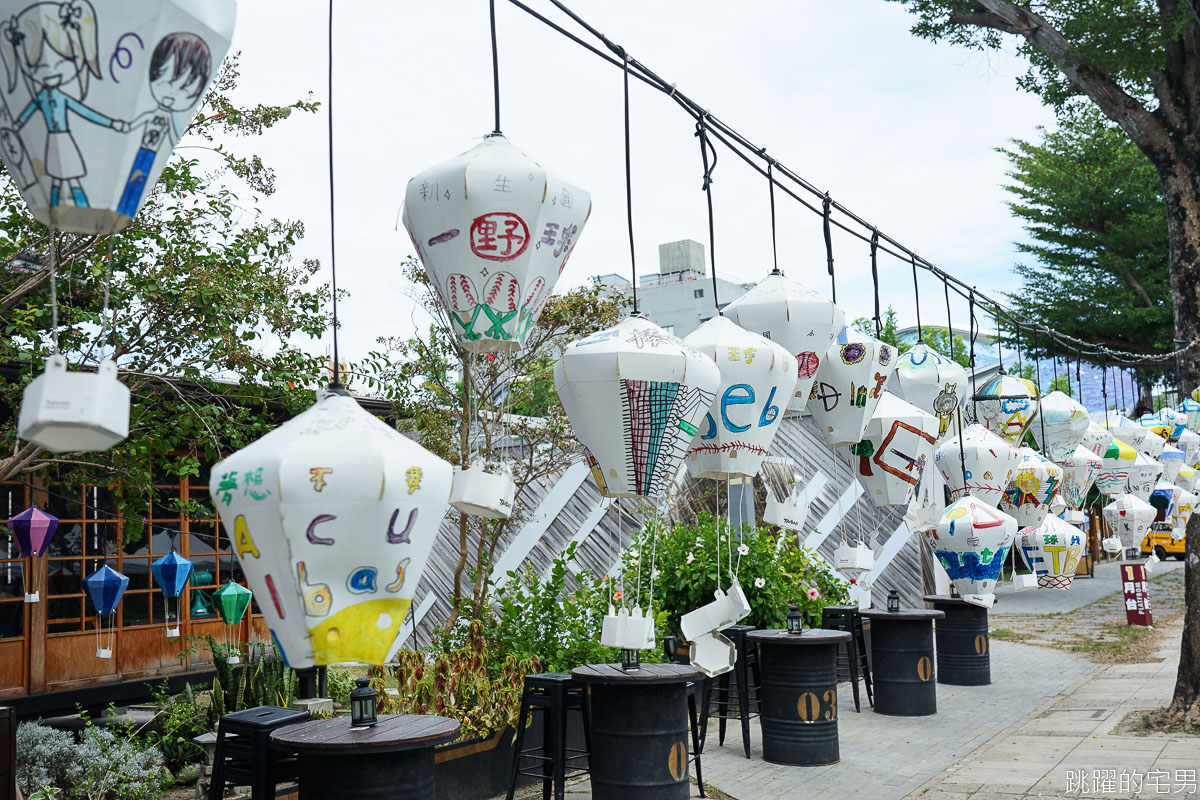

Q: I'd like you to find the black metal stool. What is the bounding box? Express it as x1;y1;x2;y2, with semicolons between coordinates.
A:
822;604;873;712
685;680;706;798
209;705;309;800
506;673;590;800
699;624;761;759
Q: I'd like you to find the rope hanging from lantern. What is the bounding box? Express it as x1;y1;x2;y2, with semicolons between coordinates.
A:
912;254;923;343
695;116;721;314
822;193;836;304
326;0;342;388
620;49;640;315
870;228;882;340
489;0;502;136
767;159;779;275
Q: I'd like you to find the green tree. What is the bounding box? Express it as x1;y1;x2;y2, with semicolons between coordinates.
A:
889;0;1200;724
0;56;325;531
1001;107;1172;356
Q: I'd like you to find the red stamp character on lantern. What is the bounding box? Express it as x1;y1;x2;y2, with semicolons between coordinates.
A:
470;212;530;261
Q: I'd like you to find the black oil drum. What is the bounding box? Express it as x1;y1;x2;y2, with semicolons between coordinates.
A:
749;629;849;766
860;608;943;717
925;594;990;686
297;748;436;800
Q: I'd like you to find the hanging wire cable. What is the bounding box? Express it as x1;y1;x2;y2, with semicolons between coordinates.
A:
870;228;881;339
1076;348;1084;406
911;254;923;342
326;0;342;388
944;278;955;364
767;158;779;275
47;226;58;354
968;289;979;420
696;116;720;313
621;50;639;315
1101;354;1110;427
822;193;836;304
994;309;1005;374
489;0;502;135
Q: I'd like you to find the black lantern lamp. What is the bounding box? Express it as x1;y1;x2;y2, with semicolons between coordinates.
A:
786;603;804;634
350;678;378;727
620;648;640;672
886;589;900;613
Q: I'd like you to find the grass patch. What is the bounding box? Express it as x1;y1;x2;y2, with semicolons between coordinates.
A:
990;628;1037;642
1066;621;1152;658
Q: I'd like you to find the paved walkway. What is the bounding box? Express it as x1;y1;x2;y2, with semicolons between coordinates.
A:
992;557;1184;615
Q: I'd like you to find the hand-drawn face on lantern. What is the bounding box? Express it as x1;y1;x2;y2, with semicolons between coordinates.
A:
1017;515;1084;591
1160;443;1186;484
1057;445;1102;510
1102;493;1156;550
722;273;844;414
1094;437;1137;496
0;0;235;234
924;495;1017;606
888;342;968;441
683;316;798;479
806;327;897;448
1126;452;1164;501
402;135;591;354
933;423;1020;508
972;373;1039;445
999;447;1063;528
1158;407;1187;443
1179;398;1200;433
1177;428;1200;466
211;390;453;668
555;316;720;498
1031;390;1089;463
851;392;939;506
1079;422;1114;460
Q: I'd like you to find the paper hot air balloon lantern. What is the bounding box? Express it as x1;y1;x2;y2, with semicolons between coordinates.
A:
7;506;58;601
1017;515;1084;591
999;447;1063;528
1102;493;1156;551
1177;464;1198;494
1126;452;1164;502
151;550;192;637
1148;480;1180;525
211;389;454;668
1094;438;1137;496
806;327;897;448
1160;444;1186;484
924;495;1017;607
1178;397;1200;433
972;373;1039;445
683;316;798;479
889;342;969;440
722;272;845;414
1058;445;1102;510
1137;423;1167;458
1171;488;1197;537
213;581;251;663
555;316;719;497
933;423;1020;508
1158;407;1187;444
403;135;591;353
1031;390;1089;463
0;0;236;234
1079;422;1114;460
83;564;127;658
851;392;939;506
1177;428;1200;466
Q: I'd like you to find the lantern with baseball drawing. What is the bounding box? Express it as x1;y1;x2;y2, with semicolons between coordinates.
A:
933;423;1021;508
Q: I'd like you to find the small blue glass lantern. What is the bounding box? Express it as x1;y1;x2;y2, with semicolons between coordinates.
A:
83;565;129;659
151;551;193;638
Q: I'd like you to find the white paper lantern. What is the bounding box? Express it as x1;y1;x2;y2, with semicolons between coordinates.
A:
888;342;968;440
1095;414;1148;451
1094;437;1138;496
1171;488;1197;535
210;390;453;668
1079;422;1114;460
683;316;798;479
1177;397;1200;432
555;316;720;497
999;447;1064;528
1160;444;1186;484
0;0;235;233
850;392;939;506
1030;390;1089;463
1126;452;1164;502
1176;428;1200;466
972;373;1039;445
1016;515;1084;591
1158;407;1187;443
1177;464;1198;493
1057;445;1102;510
1102;493;1156;551
806;327;898;448
403;134;591;353
18;354;128;452
924;495;1018;607
722;271;845;413
1138;426;1167;458
1149;480;1180;525
449;461;515;520
933;423;1020;508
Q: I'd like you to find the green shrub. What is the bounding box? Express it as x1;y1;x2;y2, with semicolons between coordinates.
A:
326;668;357;707
16;716;166;800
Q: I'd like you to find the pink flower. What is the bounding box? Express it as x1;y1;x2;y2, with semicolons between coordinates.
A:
807;587;820;601
613;591;623;601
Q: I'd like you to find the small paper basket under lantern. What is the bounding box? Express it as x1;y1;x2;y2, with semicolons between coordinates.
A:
972;373;1040;445
0;0;237;234
555;315;720;498
888;342;968;440
403;134;591;353
6;506;58;601
449;461;515;520
933;423;1020;508
924;495;1017;607
1017;516;1084;591
722;272;845;414
806;327;898;448
83;564;128;658
18;355;129;453
851;392;939;506
679;582;751;677
999;447;1063;528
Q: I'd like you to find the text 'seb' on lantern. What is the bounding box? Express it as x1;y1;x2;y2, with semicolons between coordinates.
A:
211;388;453;668
554;315;720;498
888;342;968;440
850;391;938;507
683;316;798;480
806;327;898;448
0;0;236;233
721;272;844;414
402;134;591;354
923;495;1017;608
933;423;1020;508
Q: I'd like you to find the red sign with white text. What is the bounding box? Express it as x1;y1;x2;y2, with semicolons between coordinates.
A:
1122;563;1153;627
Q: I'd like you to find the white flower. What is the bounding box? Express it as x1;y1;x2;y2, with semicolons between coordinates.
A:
737;544;750;556
628;548;639;559
686;552;695;564
652;568;660;580
695;537;705;546
754;577;765;589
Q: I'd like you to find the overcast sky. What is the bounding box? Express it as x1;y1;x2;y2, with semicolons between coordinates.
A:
221;0;1055;363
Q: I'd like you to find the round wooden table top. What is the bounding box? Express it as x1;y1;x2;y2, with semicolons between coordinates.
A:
860;607;946;621
923;594;973;606
573;662;701;685
271;713;461;755
747;628;851;646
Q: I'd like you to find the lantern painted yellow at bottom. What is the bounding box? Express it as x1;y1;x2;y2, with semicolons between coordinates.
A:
309;598;412;665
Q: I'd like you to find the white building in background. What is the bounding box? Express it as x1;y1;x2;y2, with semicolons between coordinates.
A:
596;239;757;339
